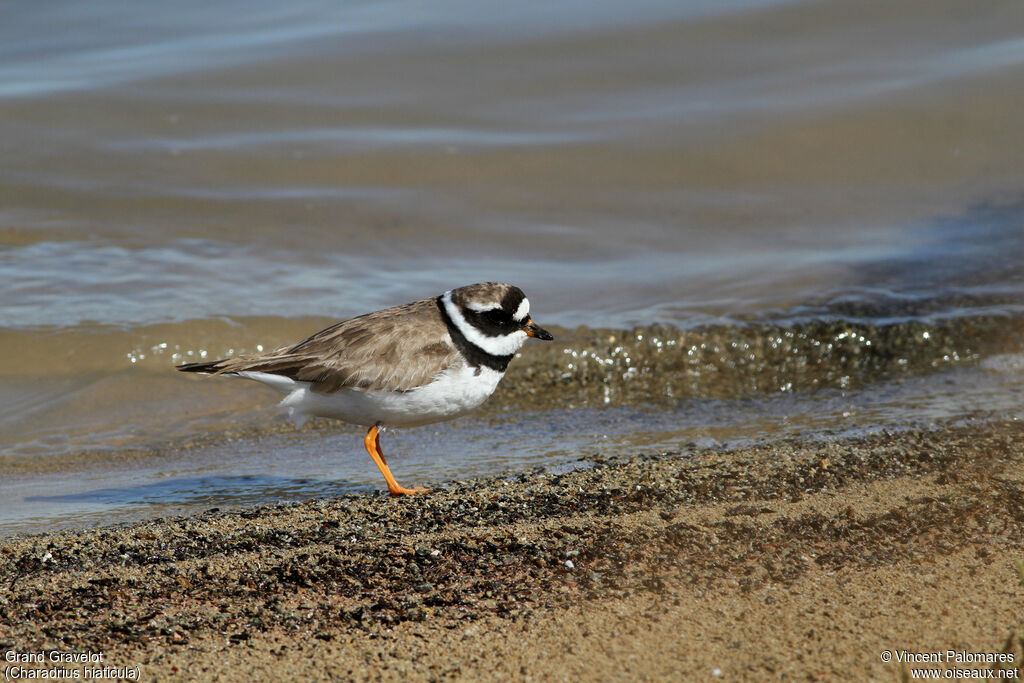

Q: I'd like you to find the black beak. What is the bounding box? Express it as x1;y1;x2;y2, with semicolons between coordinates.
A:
522;317;554;341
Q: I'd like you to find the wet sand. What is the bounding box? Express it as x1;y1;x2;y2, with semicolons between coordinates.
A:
3;420;1023;681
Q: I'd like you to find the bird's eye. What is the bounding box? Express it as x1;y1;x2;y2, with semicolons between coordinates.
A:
483;309;507;325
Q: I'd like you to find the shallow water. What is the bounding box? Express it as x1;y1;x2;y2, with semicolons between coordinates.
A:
4;357;1023;536
2;0;1024;535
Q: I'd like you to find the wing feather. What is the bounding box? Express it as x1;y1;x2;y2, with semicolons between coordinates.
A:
204;298;459;393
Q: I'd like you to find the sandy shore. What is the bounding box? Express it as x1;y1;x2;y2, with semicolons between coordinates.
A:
3;420;1024;681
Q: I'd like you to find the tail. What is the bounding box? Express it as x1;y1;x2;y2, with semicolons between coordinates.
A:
176;362;298;397
176;359;229;374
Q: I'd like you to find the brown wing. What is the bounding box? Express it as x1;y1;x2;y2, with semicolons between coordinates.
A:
204;297;459;393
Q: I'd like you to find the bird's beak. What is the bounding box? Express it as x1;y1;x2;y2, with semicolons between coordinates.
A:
522;317;554;341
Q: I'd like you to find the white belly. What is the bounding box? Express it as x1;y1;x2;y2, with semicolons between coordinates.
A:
237;364;504;428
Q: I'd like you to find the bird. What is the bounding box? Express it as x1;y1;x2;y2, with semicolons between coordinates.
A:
177;282;553;496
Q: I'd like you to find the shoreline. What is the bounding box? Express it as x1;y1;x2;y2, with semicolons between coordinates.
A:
2;419;1023;680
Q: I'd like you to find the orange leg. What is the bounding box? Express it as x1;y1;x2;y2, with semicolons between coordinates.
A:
363;424;430;497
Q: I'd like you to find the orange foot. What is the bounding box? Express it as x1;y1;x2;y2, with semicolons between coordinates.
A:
388;485;432;497
363;424;432;497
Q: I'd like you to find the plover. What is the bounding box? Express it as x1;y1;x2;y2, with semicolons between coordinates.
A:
177;283;553;496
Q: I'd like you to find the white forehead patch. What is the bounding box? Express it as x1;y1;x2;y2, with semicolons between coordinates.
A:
514;298;530;322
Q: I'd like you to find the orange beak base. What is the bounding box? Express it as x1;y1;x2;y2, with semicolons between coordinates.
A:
522;318;554;341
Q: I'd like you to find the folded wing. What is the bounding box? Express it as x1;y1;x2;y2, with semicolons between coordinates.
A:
177;298;458;393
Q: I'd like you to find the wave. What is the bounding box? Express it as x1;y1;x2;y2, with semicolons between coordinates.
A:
500;315;1024;409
